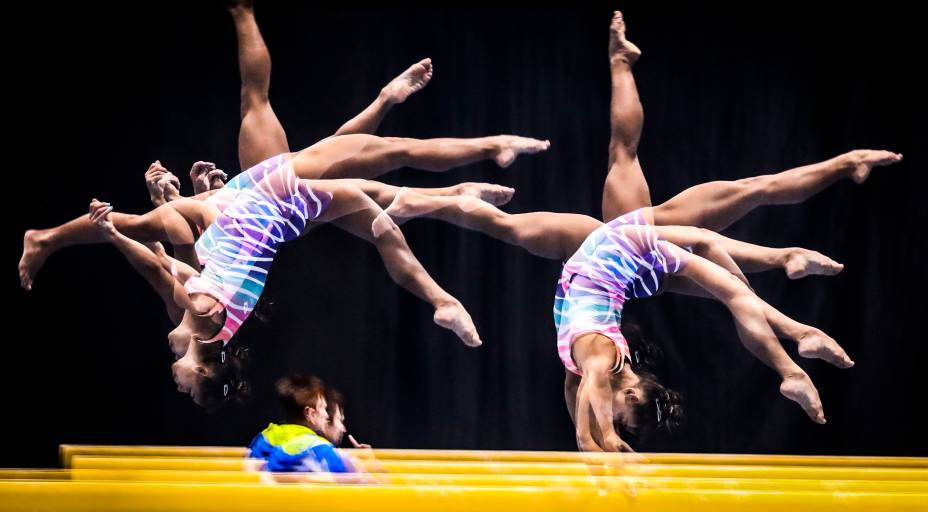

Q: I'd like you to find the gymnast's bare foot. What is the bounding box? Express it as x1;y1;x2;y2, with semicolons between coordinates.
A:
798;329;854;369
780;373;827;424
381;58;433;105
846;149;903;184
784;248;844;279
434;300;482;347
609;11;641;65
453;182;515;206
493;136;550;168
19;230;51;291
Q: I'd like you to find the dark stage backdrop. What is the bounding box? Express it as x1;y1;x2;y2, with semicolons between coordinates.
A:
6;3;926;468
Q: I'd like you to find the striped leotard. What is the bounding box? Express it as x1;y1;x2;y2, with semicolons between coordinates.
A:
195;153;293;264
184;154;331;343
203;155;294;215
553;208;686;375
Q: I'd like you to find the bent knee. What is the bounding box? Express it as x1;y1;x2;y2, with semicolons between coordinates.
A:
240;88;271;116
608;140;639;164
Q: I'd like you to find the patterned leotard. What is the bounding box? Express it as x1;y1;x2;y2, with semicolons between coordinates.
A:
553;208;686;375
185;154;331;344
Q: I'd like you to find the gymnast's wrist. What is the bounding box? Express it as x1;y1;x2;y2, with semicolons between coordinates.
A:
162;190;181;203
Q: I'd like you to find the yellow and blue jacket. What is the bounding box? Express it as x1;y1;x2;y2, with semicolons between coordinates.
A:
248;423;352;473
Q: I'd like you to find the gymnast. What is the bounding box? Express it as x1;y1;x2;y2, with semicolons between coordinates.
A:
78;122;546;407
371;11;903;452
66;0;516;332
19;0;522;295
18;1;549;407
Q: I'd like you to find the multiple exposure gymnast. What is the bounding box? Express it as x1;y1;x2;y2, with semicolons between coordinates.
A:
77;129;545;407
371;11;903;452
19;0;523;298
19;1;548;408
16;5;904;455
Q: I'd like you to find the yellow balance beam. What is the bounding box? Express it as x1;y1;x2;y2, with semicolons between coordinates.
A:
2;480;926;512
59;445;928;468
69;456;928;481
3;469;928;493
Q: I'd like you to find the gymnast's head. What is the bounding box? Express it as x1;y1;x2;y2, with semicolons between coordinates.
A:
613;370;684;441
275;374;331;434
611;322;684;440
171;339;250;409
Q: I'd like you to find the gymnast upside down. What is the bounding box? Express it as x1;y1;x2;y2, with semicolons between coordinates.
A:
371;11;903;452
18;0;548;408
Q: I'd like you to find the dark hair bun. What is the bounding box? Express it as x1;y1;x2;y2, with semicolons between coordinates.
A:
195;340;254;411
657;388;684;432
625;372;685;442
224;344;253;406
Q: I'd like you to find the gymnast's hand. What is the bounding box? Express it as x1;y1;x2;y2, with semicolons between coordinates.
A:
603;432;636;453
577;436;602;453
145;161;178;206
189;161;227;194
89;199;117;240
208;168;227;191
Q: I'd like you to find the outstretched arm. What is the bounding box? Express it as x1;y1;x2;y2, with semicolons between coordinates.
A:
89;200;198;319
143;241;205;325
572;334;634;452
566;371;620;451
141;161;230;284
564;371;580;428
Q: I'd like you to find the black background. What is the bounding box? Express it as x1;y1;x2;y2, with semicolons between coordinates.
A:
6;3;926;468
